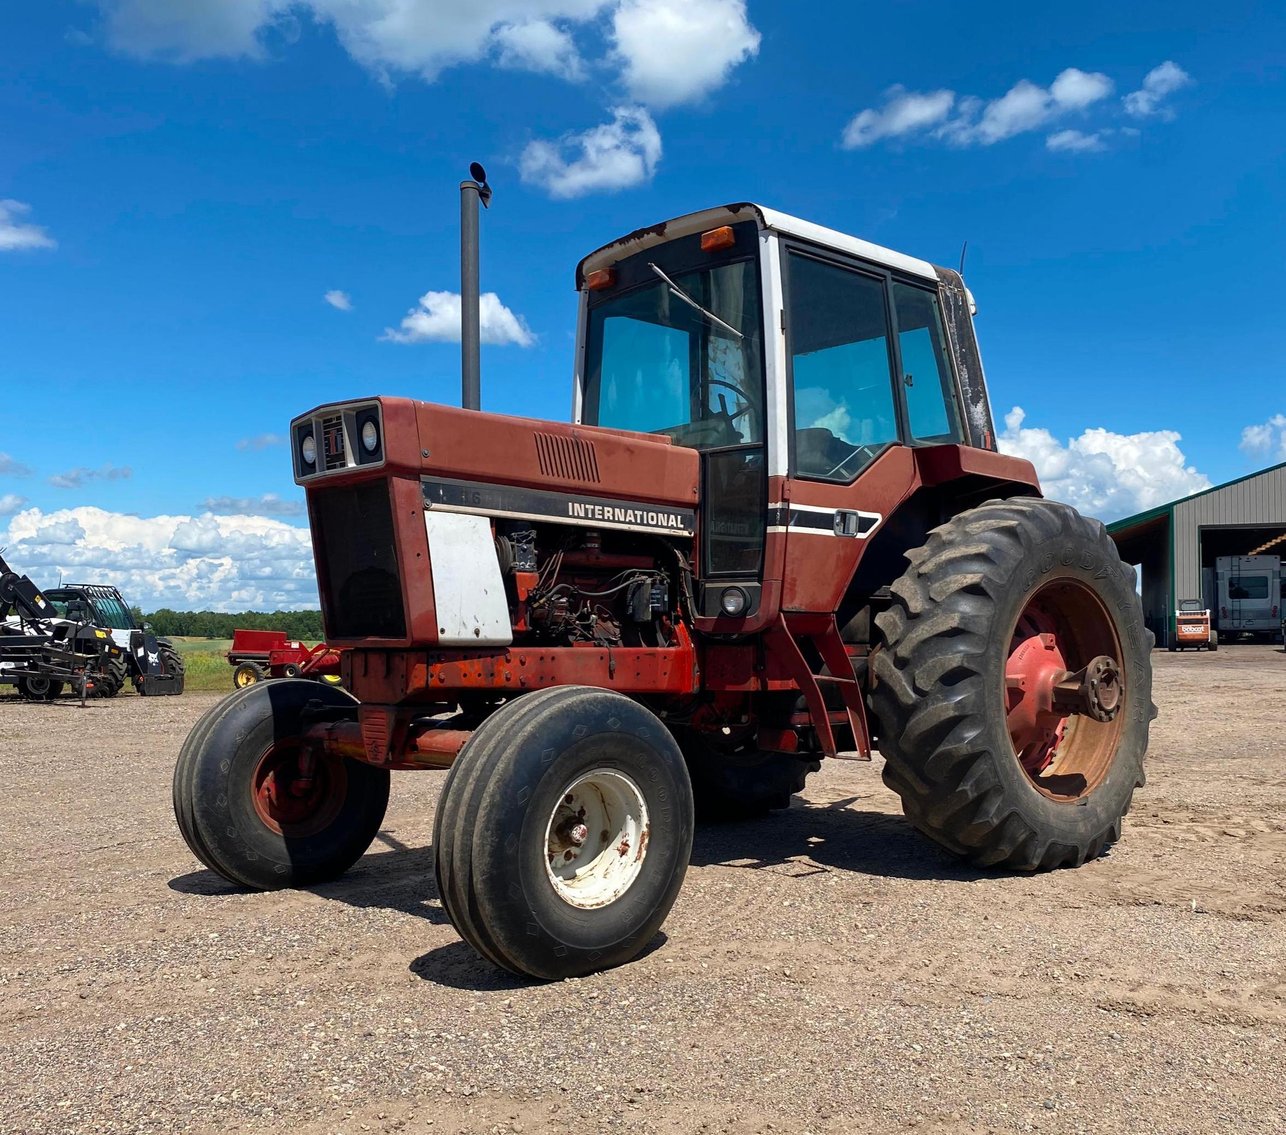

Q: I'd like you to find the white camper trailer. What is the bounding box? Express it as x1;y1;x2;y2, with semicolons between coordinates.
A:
1215;555;1282;642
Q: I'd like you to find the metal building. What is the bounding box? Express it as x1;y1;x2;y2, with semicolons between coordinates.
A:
1107;461;1286;646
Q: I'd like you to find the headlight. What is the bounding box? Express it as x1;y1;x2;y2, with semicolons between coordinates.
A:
361;420;379;453
300;433;317;465
720;587;748;616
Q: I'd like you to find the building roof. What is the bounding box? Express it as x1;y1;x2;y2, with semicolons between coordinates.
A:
1107;459;1286;538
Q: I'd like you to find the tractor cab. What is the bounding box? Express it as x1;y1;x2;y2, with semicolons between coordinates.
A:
573;204;1012;625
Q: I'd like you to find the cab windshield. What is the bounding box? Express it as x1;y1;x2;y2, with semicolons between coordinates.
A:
582;258;765;450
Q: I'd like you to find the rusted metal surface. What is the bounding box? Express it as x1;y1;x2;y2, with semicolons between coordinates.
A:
303;716;470;771
1004;584;1126;801
250;741;347;836
341;630;700;705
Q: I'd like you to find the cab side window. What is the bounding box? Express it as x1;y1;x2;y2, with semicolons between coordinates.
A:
892;282;962;444
787;253;899;482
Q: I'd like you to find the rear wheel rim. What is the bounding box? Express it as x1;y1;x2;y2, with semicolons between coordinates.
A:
250;741;347;837
544;768;649;909
1004;580;1126;802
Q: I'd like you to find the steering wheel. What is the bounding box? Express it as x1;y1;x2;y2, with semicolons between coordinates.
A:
825;442;882;480
705;377;756;423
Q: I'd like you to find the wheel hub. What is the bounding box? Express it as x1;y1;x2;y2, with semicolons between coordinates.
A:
544;769;649;910
251;743;346;837
1004;586;1128;798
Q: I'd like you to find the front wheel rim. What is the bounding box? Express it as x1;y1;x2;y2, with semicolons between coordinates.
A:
543;768;649;909
250;742;347;837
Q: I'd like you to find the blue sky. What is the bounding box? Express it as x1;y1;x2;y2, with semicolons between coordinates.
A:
2;1;1284;609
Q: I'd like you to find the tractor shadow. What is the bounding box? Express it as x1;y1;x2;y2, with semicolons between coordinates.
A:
690;795;1004;883
406;933;670;991
169;804;1006;991
167;829;452;924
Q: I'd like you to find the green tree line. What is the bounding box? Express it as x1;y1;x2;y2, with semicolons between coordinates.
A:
141;609;325;640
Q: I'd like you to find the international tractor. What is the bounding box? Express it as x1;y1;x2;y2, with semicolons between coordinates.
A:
174;200;1155;981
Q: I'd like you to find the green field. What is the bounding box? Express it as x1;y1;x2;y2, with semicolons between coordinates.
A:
170;637;234;692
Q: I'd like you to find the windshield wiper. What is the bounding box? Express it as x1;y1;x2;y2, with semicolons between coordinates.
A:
647;262;743;340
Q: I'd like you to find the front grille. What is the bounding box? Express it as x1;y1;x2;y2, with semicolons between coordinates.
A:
535;431;600;483
322;414;347;471
313;482;406;639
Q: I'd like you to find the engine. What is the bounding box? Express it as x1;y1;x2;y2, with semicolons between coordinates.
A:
493;522;682;649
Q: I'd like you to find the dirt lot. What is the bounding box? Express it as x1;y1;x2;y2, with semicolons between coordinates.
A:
1;647;1284;1135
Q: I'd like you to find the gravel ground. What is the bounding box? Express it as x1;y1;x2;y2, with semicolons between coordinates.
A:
1;647;1284;1135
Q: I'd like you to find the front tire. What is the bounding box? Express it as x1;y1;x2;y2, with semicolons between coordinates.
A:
93;656;128;698
870;498;1154;871
172;680;389;889
434;687;694;980
18;675;64;700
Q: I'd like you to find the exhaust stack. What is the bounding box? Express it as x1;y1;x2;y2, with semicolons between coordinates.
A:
460;162;492;411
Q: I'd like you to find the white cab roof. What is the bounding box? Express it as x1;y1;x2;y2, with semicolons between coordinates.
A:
577;202;940;284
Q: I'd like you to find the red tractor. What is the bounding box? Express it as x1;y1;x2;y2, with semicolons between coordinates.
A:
174;203;1154;980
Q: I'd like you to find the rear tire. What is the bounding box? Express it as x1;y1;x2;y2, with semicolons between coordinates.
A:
434;687;694;980
159;644;185;694
870;497;1154;871
675;729;818;820
172;680;389;889
1208;630;1218;652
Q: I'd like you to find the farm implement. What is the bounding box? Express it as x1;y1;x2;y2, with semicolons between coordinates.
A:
0;554;120;702
226;628;343;688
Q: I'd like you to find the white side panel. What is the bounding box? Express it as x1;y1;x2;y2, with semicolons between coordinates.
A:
761;233;790;479
424;512;514;647
572;289;588;423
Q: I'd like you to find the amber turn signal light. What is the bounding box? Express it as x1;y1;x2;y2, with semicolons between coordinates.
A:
586;268;616;291
700;226;736;252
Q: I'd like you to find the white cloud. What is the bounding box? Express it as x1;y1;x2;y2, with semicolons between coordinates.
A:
839;64;1191;154
1046;128;1108;153
1239;413;1286;461
955;68;1114;145
323;288;353;311
1124;61;1192;119
1049;67;1115;110
520;106;661;198
381;290;536;346
0;505;318;611
841;88;955;149
0;200;57;252
0;494;27;516
48;464;132;490
494;19;585;80
203;493;304;517
236;433;286;451
94;2;758;109
998;406;1210;522
98;0;285;61
611;0;759;109
0;453;33;476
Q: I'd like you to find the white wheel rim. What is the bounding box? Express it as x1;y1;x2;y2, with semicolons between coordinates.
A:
543;768;649;909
